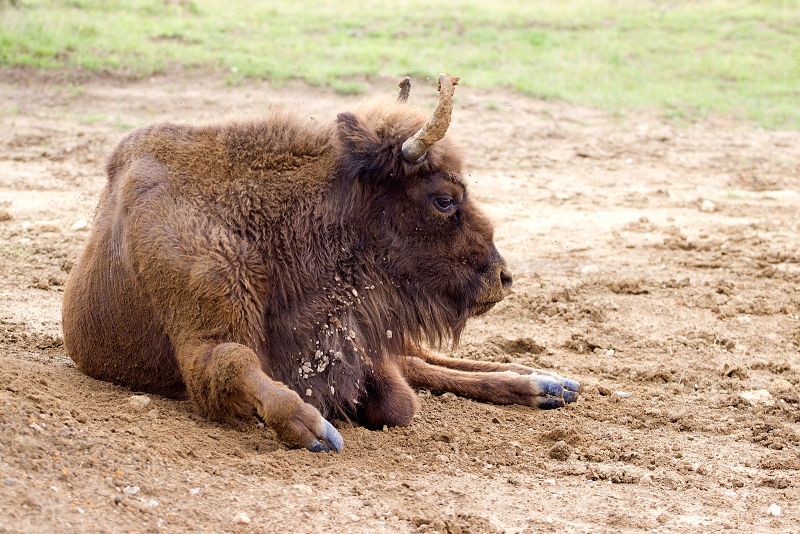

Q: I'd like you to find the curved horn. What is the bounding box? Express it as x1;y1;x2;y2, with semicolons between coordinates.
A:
401;73;459;163
397;77;411;103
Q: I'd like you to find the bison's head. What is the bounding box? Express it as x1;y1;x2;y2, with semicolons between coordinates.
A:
335;74;512;344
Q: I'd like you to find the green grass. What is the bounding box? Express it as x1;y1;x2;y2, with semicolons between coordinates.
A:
1;0;799;128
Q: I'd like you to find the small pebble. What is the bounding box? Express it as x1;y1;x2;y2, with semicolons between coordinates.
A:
580;265;599;275
700;200;716;213
232;512;251;524
70;219;89;231
189;487;200;495
386;329;392;339
616;391;631;398
767;503;781;517
128;395;151;410
740;389;772;405
292;484;313;495
122;486;139;496
605;349;615;356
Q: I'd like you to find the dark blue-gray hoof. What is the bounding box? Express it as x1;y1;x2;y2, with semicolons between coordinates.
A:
530;374;580;408
306;419;344;453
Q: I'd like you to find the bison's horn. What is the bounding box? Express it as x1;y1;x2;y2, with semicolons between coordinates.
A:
397;77;411;103
401;73;459;163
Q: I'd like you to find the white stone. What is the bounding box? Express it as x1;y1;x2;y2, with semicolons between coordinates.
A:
740;389;773;405
232;512;251;524
767;504;781;517
700;200;716;213
616;391;631;398
580;265;599;275
128;395;151;410
189;487;200;495
292;484;313;495
70;219;89;231
122;485;140;496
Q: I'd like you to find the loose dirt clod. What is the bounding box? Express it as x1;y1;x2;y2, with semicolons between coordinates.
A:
548;440;571;461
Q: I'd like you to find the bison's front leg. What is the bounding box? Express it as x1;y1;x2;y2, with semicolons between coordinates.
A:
177;341;342;452
403;357;579;409
358;360;419;429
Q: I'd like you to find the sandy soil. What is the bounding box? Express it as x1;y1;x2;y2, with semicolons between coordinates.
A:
0;71;798;534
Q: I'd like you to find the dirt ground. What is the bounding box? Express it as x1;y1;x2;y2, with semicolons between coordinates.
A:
0;70;798;534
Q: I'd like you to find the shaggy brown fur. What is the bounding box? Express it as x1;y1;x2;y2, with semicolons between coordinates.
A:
63;92;578;452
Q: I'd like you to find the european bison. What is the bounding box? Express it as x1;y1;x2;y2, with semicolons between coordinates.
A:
63;74;579;453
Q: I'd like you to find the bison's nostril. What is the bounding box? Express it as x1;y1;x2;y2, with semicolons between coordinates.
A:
500;268;513;289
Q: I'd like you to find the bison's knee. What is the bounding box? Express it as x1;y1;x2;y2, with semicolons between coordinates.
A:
359;368;419;429
180;342;262;421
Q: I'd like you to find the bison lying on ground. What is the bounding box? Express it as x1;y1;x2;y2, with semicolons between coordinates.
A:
63;74;579;452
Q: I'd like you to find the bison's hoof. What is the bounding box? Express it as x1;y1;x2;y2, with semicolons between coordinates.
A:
306;418;344;453
529;374;580;409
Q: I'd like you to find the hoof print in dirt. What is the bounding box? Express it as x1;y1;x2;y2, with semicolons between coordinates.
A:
531;375;580;409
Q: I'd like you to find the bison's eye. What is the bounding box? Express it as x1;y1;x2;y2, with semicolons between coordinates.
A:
433;196;457;213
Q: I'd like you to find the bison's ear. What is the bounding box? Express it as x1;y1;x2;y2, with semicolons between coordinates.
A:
336;112;384;165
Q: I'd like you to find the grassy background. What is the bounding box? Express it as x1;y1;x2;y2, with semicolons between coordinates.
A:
1;0;799;128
